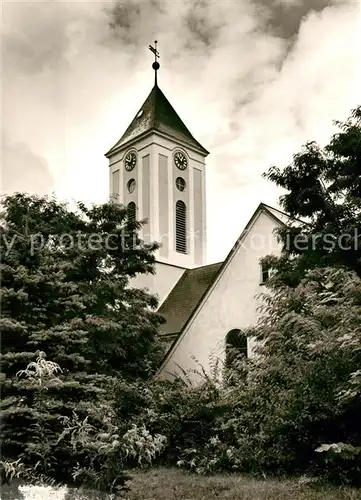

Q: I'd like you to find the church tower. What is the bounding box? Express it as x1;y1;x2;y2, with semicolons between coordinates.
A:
105;42;209;304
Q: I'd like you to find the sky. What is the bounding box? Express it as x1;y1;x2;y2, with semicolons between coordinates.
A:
2;0;361;263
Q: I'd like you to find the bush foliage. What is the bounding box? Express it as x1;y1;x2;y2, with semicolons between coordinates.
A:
109;267;361;484
0;194;165;495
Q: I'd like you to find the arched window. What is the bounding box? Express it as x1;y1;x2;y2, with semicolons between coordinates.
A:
127;202;136;223
175;200;187;253
225;329;248;369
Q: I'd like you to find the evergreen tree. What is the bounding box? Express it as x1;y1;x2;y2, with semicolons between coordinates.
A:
0;193;164;488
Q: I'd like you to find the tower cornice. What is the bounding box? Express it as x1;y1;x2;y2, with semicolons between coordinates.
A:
105;127;209;160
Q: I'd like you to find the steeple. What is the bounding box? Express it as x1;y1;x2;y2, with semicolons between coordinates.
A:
105;42;208;158
105;85;209;157
106;42;209;301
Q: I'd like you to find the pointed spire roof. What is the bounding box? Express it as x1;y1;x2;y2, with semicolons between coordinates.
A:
105;84;209;157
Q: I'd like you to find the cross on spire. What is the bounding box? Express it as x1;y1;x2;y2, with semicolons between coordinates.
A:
149;40;160;86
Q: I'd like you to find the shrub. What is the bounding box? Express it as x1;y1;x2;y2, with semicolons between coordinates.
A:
1;354;130;496
112;268;361;485
122;424;167;467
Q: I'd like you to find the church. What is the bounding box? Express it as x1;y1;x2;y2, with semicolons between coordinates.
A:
105;45;292;381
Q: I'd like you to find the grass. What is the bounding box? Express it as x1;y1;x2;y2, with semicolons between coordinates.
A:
1;468;360;499
127;467;361;500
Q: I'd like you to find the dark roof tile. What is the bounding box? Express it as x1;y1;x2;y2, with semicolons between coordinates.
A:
158;262;223;335
105;85;209;156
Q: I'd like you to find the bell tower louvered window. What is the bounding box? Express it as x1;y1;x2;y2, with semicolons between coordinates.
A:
175;200;187;253
127;202;136;223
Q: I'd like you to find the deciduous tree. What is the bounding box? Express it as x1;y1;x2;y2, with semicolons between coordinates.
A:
263;106;361;285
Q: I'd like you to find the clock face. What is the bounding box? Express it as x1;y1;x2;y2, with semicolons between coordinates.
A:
174;151;188;170
124;151;137;171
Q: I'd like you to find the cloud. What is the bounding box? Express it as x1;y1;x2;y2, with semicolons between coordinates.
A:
2;3;70;74
2;0;360;262
252;0;340;40
1;138;54;196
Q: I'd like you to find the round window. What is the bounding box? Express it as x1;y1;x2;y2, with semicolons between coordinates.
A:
127;178;136;194
175;177;186;192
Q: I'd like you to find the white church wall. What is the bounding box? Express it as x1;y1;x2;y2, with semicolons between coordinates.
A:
142;153;151;243
158;153;169;257
109;156;123;202
150;135;206;269
171;147;190;261
130;261;185;307
158;209;282;380
122;148;139;206
108;133;206;270
111;169;119;200
193;167;205;266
